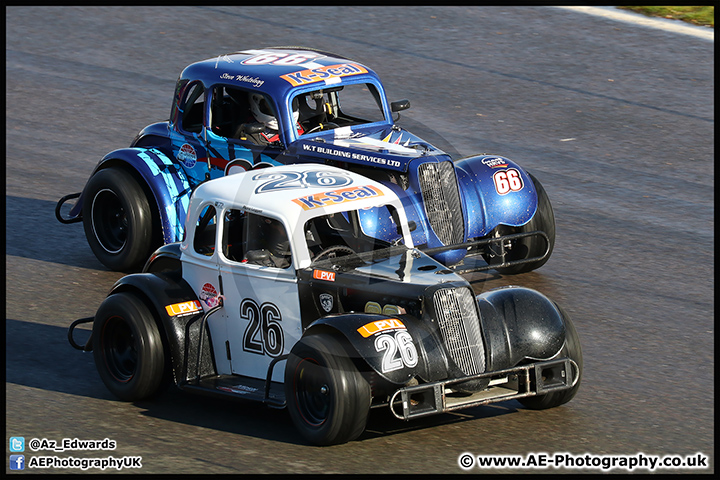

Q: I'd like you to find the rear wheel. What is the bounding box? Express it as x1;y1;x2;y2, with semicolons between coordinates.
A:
519;308;582;410
485;172;555;274
92;292;166;401
285;334;370;446
82;167;156;272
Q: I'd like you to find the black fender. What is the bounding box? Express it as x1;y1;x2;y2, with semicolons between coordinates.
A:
107;271;216;384
142;243;183;273
304;313;449;386
476;286;567;371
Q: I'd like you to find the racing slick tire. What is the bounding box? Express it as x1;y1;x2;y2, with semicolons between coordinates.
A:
285;333;371;446
519;308;582;410
485;172;555;275
92;292;166;401
82;167;156;272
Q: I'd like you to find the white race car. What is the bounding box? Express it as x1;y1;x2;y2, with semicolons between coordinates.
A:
69;163;581;445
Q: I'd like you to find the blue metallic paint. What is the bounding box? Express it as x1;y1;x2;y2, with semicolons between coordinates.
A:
60;48;547;272
95;148;193;244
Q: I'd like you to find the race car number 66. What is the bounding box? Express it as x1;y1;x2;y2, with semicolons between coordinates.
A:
243;53;320;66
493;168;524;195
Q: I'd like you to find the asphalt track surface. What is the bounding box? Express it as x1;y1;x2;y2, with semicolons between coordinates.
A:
5;6;714;474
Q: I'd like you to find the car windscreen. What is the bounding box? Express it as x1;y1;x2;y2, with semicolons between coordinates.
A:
304;204;405;266
294;83;386;134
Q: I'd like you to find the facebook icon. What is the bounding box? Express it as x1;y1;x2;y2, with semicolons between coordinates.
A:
10;455;25;470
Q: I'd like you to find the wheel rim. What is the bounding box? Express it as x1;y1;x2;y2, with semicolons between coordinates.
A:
294;358;331;426
102;316;137;383
91;188;128;254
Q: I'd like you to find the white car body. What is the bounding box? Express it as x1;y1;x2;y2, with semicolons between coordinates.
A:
179;164;414;381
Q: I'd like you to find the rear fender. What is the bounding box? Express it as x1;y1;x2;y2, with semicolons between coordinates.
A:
81;148;193;244
304;313;448;385
455;155;538;238
108;272;215;384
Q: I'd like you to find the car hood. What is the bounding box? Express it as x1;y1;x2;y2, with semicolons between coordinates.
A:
292;125;449;172
307;246;464;287
298;246;470;326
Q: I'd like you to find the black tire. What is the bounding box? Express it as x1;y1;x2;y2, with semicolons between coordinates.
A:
82;167;156;272
285;334;371;446
485;172;555;275
519;309;582;410
92;292;166;401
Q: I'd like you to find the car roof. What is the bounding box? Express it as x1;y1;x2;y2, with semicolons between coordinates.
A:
179;47;378;98
190;163;402;226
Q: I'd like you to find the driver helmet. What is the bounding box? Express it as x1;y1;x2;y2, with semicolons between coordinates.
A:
250;93;278;131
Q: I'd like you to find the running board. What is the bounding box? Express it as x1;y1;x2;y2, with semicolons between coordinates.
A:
179;374;286;408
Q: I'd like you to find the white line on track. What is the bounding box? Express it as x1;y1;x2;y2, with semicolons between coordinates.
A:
554;6;714;42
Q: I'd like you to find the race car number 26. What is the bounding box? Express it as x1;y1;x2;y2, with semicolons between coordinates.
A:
240;298;284;357
375;330;418;373
253;170;352;194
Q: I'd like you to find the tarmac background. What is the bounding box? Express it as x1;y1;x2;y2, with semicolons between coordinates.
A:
5;6;713;473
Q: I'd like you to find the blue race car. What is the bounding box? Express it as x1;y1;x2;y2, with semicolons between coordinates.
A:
56;47;554;273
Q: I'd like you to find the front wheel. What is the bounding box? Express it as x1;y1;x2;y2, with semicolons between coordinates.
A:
285;334;371;446
519;307;582;410
92;292;166;401
82;167;156;272
484;172;555;274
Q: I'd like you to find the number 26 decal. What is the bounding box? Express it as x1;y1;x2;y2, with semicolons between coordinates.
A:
241;298;284;357
493;168;524;195
374;330;418;373
253;170;352;194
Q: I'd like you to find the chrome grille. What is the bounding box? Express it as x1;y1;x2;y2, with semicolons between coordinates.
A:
418;161;464;245
433;287;486;375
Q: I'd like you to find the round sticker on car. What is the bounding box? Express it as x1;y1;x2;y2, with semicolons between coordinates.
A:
177;143;197;168
199;282;219;308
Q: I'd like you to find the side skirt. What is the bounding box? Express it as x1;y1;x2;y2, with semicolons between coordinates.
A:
179;370;287;409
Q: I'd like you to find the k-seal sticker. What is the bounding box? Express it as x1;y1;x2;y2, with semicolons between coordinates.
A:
177;143;197;168
280;63;369;87
199;283;219;308
292;185;383;210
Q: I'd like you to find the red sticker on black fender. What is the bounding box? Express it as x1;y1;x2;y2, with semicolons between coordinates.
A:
313;269;336;282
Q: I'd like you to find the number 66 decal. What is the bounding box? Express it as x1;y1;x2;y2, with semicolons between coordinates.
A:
374;330;419;373
493;168;524;195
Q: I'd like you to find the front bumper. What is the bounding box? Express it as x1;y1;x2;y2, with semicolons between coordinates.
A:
389;357;579;420
421;230;550;273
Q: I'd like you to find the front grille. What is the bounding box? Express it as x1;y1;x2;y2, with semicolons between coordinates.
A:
433;287;486;376
418;161;464;245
